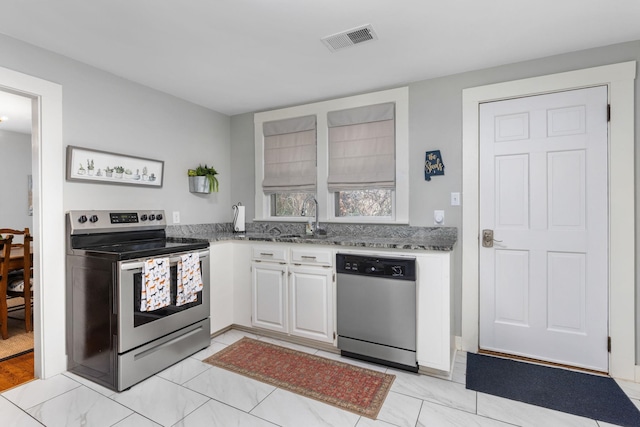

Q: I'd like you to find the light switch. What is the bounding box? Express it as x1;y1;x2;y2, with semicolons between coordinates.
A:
172;211;180;224
451;192;460;206
434;210;445;225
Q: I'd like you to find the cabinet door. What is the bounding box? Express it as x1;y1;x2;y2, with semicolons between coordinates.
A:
209;242;234;333
415;253;451;372
252;262;288;333
289;266;334;343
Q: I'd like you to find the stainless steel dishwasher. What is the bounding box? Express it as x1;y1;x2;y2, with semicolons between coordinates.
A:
336;253;418;372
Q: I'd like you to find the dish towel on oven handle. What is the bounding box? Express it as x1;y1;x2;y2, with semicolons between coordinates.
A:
176;252;203;306
141;257;171;311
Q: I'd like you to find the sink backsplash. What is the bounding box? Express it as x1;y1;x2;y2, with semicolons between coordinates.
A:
167;221;457;241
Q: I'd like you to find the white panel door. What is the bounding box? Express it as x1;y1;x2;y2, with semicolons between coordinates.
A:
479;86;608;371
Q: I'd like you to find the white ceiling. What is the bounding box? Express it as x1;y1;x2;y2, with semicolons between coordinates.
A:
1;0;640;129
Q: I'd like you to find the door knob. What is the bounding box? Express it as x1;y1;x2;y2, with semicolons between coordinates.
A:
482;229;502;248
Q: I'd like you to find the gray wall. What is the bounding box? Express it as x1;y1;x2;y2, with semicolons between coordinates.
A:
0;130;33;231
229;40;640;343
0;34;232;225
230;113;256;217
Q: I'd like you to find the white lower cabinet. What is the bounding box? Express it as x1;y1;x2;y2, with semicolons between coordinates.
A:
251;262;288;333
251;245;335;344
209;242;235;333
415;252;452;372
248;244;452;370
289;266;334;343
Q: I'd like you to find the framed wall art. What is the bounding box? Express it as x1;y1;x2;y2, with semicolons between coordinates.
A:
66;145;164;188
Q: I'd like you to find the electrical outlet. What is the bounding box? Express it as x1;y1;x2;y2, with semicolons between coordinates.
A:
172;211;180;224
451;192;460;206
434;210;445;225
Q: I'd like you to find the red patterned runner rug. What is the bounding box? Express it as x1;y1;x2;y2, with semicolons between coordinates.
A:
203;337;395;419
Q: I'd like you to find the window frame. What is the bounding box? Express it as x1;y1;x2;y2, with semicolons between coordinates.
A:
254;87;409;224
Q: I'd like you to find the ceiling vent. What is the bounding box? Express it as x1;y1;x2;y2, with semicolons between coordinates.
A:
321;24;378;52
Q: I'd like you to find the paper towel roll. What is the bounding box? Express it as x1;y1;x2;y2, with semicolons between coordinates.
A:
234;205;245;232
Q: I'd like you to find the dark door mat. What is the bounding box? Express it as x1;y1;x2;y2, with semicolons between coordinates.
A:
466;352;640;427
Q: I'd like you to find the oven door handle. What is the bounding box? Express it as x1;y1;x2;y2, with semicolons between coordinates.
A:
120;251;210;271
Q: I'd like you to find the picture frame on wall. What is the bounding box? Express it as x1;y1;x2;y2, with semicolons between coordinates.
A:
66;145;164;188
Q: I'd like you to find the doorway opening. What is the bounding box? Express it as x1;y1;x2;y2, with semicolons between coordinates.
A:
0;90;35;389
0;65;66;380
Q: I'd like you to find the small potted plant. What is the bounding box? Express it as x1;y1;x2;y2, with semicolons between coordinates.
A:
124;168;133;179
188;164;219;193
105;166;114;177
149;173;156;182
77;163;86;175
87;159;95;176
142;166;149;181
114;166;124;179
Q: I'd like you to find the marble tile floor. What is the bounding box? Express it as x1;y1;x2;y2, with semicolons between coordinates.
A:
1;329;638;427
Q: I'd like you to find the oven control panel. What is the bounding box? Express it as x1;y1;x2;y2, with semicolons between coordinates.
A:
68;210;166;234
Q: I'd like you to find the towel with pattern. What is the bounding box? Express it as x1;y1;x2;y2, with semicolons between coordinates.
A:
141;257;171;311
176;252;203;306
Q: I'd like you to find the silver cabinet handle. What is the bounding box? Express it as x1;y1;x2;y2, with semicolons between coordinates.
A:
301;255;317;260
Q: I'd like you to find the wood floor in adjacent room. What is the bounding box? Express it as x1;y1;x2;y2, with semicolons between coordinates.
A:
0;351;35;392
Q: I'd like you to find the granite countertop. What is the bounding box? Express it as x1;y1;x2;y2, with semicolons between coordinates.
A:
169;225;457;252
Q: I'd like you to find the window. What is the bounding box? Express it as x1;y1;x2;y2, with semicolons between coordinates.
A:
261;115;317;217
327;102;395;220
255;87;409;224
262;115;316;194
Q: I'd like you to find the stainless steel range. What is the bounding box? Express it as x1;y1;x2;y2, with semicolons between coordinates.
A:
66;210;211;391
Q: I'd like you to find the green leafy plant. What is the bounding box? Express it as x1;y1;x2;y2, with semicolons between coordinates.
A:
188;164;219;192
105;166;114;173
114;166;125;173
87;159;94;170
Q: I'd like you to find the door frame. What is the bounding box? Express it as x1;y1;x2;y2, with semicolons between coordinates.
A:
0;65;66;378
461;61;636;380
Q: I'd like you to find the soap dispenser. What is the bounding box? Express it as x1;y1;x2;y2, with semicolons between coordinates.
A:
305;219;314;235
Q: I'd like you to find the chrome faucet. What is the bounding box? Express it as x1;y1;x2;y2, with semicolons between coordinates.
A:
301;196;323;236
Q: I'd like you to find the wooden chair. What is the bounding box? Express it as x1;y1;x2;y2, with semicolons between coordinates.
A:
0;228;32;339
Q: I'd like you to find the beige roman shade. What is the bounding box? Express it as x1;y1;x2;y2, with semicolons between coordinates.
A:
262;115;317;194
327;102;395;192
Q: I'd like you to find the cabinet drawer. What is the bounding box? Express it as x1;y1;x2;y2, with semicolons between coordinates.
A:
253;246;288;262
291;248;333;266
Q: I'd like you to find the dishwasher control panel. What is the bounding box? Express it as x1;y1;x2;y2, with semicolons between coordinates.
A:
336;254;416;281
